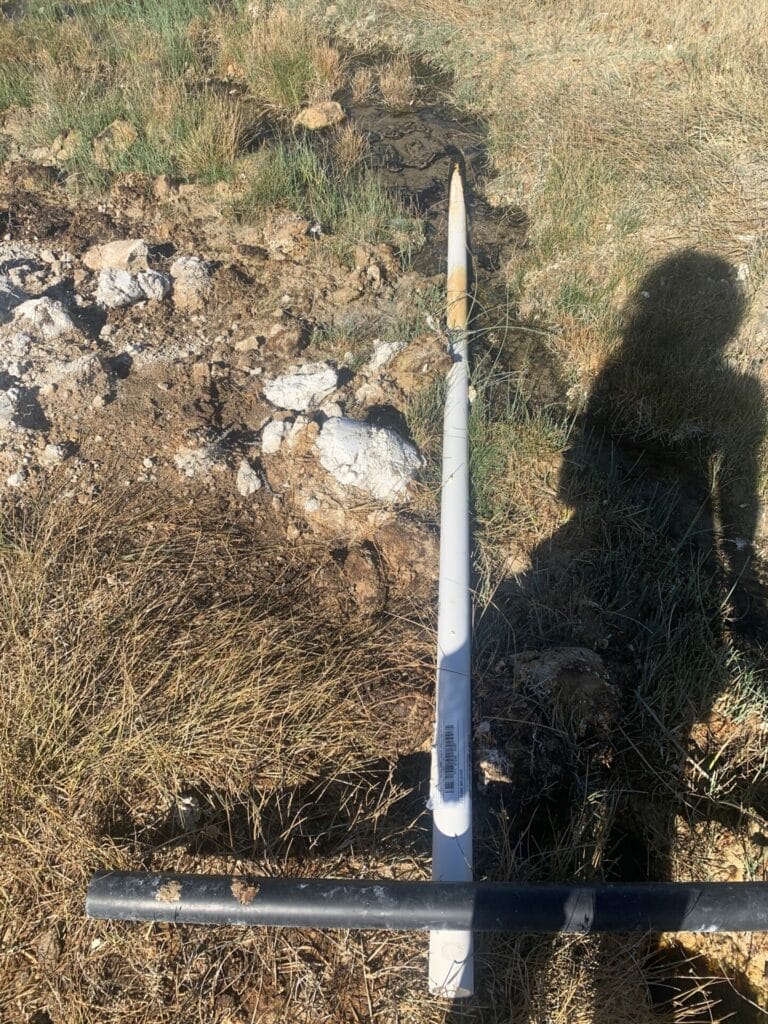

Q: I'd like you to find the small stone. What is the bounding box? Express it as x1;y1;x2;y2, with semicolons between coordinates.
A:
236;458;263;496
0;274;27;321
263;362;337;411
36;927;62;966
265;321;303;355
137;270;171;302
95;268;144;308
174;794;201;832
261;419;287;454
40;442;68;466
234;333;263;353
294;100;345;131
50;128;82;164
6;467;27;488
91;395;107;409
0;388;18;428
170;256;212;311
368;338;406;372
82;238;148;272
11;297;75;339
154;174;174;199
315;417;422;502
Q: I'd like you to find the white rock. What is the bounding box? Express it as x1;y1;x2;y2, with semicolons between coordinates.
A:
96;268;144;308
137;270;171;301
236;458;263;496
261;419;287;454
368;338;405;372
0;388;18;428
11;297;75;339
40;442;68;466
82;238;148;272
170;256;212;311
0;274;27;321
315;417;422;502
6;469;27;488
173;445;222;478
96;268;171;307
263;362;337;411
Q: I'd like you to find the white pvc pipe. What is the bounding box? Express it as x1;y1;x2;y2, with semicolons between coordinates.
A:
428;165;473;998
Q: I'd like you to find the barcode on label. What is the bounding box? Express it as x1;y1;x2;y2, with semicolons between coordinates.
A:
443;724;457;794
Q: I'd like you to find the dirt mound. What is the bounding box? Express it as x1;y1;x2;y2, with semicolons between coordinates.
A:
0;169;448;596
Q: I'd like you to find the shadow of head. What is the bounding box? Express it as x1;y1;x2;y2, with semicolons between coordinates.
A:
621;248;745;363
580;249;755;452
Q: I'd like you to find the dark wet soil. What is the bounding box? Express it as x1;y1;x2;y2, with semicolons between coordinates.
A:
343;97;527;278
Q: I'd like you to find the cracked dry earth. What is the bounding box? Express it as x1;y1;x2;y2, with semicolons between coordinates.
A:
0;167;451;592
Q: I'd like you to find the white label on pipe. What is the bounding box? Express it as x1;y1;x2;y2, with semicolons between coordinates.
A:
436;717;469;807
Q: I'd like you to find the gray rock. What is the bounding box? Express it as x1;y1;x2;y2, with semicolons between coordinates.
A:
96;269;145;308
236;458;263;496
170;256;212;311
261;419;288;454
6;466;28;488
263;362;338;411
0;274;27;321
315;417;422;502
0;387;19;428
11;297;75;339
137;270;172;301
368;338;405;372
40;442;68;466
96;268;171;307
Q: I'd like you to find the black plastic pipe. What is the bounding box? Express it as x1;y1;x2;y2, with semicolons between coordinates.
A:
86;873;768;933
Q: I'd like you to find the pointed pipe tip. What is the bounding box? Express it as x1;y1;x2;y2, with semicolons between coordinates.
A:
446;164;468;331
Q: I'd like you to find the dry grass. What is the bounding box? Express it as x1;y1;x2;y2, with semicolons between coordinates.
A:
0;489;439;1023
375;0;768;487
216;8;346;114
378;54;419;109
3;0;768;1019
332;122;370;174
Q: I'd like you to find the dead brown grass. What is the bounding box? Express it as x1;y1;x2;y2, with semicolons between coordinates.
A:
0;489;438;1023
378;54;419;109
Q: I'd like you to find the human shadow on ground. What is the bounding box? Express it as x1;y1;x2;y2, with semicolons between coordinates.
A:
457;250;768;1022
